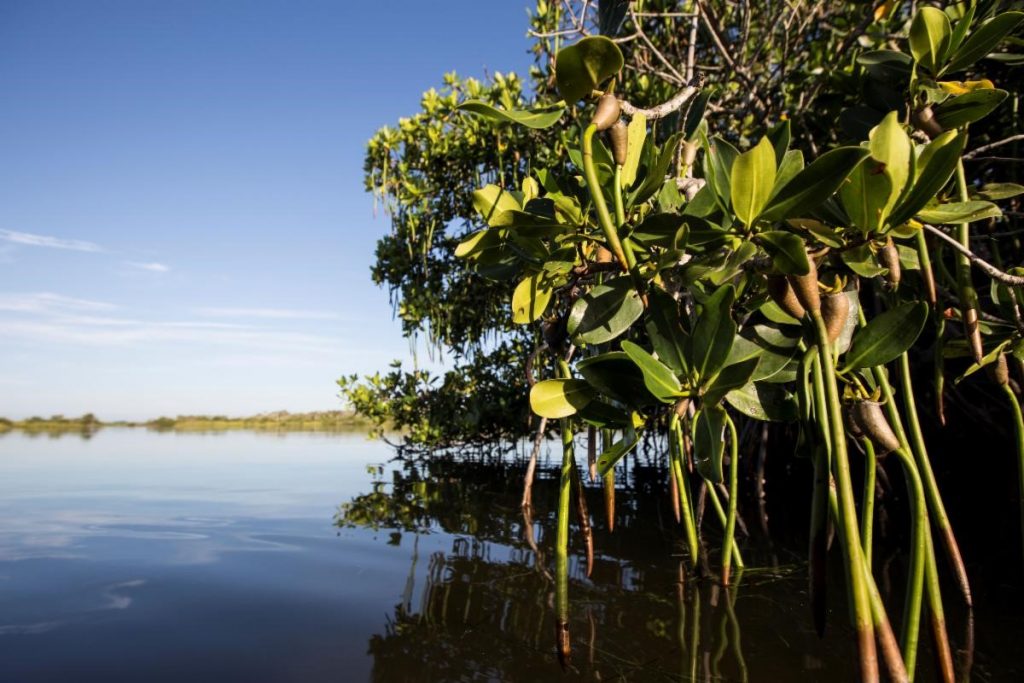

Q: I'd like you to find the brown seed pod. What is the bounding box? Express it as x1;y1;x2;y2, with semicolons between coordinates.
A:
766;275;806;321
879;239;901;289
591;93;620;132
847;400;901;455
911;106;943;139
594;245;614;263
681;140;698;168
821;292;850;344
788;255;821;315
555;619;571;669
987;352;1009;386
609;120;628;165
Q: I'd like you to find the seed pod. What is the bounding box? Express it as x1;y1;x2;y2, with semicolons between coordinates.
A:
594;245;614;263
987;353;1009;386
609;120;628;165
555;619;571;669
788;255;821;315
821;292;850;344
591;93;620;132
681;140;698;168
911;106;943;139
879;239;901;289
766;275;806;320
847;400;901;455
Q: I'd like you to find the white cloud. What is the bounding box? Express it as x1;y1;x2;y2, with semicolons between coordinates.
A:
196;307;339;320
126;261;170;273
0;292;116;313
0;229;102;253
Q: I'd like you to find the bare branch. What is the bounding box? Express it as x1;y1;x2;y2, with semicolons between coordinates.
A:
963;134;1024;160
618;79;703;120
924;223;1024;287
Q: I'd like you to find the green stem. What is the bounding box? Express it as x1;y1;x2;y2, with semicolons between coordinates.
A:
582;125;629;271
897;352;973;607
809;353;832;636
1001;382;1024;570
892;448;926;680
555;416;572;666
812;311;878;682
613;164;627;229
722;414;740;586
861;438;877;570
923;527;956;683
955;159;983;362
671;416;700;568
705;482;744;568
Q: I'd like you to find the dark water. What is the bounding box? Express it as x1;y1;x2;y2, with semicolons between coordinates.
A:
0;429;1020;681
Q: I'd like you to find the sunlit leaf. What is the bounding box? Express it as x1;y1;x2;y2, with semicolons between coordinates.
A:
621;341;685;403
529;379;595;418
731;136;776;227
511;273;552;324
843;302;929;370
457;100;566;129
555;36;624;103
568;276;644;345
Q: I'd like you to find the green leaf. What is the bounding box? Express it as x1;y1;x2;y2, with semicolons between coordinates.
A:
645;288;689;376
943;11;1024;75
621;112;647;188
763;147;870;221
577;399;631;429
529;379;595;418
567;276;645;345
840;243;887;278
693;406;727;483
840;157;894;234
933;89;1008;129
511;273;552;324
910;7;951;73
682;90;712;140
868;111;912;214
889;132;965;227
843;302;929;370
472;185;520;224
703;136;739;213
555;36;624;103
767;119;791;164
596;428;641;477
621;341;684;403
916;201;1002;224
690;285;737;384
725;382;798;422
577;352;655;406
704;357;759;405
731;136;777;226
631;133;683;205
771;149;805;199
457;100;566;129
976;183;1024;201
944;4;976;61
757;231;810;275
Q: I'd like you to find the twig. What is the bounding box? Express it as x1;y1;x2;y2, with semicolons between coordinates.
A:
618;78;703;120
963;134;1024;160
923;223;1024;287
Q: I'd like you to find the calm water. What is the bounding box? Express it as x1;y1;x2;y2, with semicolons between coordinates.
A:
0;429;1020;681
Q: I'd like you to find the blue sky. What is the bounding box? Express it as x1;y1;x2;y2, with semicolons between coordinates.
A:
0;1;533;420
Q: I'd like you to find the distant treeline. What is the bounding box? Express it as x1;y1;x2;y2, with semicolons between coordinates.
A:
0;411;373;434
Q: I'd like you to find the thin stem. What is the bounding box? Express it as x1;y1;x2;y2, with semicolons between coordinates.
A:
671;416;700;568
892;448;926;680
812;311;878;682
705;481;744;568
924;527;956;683
924;223;1024;287
860;438;877;569
954;160;983;362
555;415;573;667
582;125;628;270
897;352;973;607
722;415;740;586
1001;382;1024;569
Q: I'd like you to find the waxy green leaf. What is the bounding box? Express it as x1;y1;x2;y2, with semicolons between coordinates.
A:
529;379;595;418
597;428;641;477
568;276;644;345
621;340;684;404
943;12;1024;75
511;273;552;324
843;302;929;370
457;100;566;129
757;231;810;275
762;147;870;221
690;285;737;385
555;36;624;103
731;136;776;227
933;89;1008;129
693;406;727;483
909;7;951;73
916;201;1001;224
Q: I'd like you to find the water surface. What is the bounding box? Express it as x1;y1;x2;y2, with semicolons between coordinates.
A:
0;429;1020;681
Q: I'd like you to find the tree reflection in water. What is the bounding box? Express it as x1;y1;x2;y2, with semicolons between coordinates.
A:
335;453;879;682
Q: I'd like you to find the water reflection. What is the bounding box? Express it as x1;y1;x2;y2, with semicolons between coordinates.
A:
336;455;866;682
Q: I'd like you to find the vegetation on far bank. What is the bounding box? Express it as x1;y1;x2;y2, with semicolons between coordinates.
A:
0;410;374;434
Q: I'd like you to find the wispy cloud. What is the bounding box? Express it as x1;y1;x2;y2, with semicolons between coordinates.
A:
0;229;102;253
0;292;116;314
196;307;339;320
126;261;170;273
